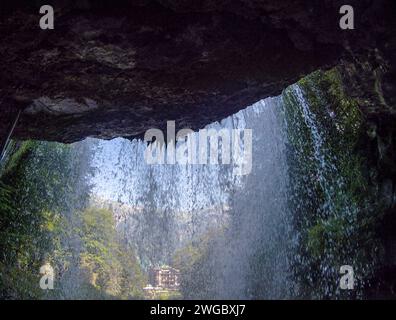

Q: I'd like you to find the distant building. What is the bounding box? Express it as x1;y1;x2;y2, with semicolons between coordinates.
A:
148;266;180;290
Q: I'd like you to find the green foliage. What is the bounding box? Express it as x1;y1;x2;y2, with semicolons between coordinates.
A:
74;207;146;299
0;141;37;179
0;139;146;300
157;290;183;300
0;140;90;299
0;261;43;299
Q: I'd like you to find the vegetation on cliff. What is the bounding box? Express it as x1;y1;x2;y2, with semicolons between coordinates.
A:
0;141;146;299
282;68;385;298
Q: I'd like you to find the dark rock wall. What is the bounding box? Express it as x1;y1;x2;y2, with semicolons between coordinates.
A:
0;0;394;142
339;51;396;298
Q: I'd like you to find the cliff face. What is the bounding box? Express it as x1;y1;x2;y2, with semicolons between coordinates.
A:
0;0;394;142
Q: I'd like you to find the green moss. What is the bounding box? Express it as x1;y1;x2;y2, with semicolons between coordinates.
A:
307;218;346;259
0;141;37;180
282;67;381;298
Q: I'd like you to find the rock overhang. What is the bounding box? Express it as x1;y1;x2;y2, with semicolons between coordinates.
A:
0;0;394;142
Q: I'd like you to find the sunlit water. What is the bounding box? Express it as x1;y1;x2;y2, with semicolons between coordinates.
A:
1;83;375;300
86;96;296;299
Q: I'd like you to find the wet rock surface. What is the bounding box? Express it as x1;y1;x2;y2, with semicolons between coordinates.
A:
0;0;394;142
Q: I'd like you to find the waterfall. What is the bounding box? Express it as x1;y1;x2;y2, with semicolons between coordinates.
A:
0;78;381;300
211;97;294;299
89;96;294;299
283;81;380;299
81;78;377;299
289;84;342;216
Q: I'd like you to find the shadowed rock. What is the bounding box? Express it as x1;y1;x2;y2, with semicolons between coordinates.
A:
0;0;394;142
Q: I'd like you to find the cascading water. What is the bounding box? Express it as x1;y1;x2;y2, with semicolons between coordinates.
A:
1;71;383;300
209;97;295;299
283;80;380;299
88;96;295;299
